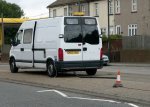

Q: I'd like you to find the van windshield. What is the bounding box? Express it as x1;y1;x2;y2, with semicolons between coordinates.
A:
64;17;99;45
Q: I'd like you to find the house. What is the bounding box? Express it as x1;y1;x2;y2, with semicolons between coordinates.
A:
113;0;150;36
47;0;115;35
47;0;91;17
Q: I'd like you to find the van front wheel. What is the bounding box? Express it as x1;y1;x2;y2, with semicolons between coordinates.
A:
10;58;18;73
86;69;97;76
47;61;56;77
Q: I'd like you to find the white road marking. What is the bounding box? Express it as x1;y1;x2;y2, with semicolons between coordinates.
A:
126;103;139;107
37;89;139;107
37;89;67;97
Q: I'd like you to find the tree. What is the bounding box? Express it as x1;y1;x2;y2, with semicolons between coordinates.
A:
0;0;24;18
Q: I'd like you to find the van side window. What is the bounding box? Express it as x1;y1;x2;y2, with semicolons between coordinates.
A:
15;30;23;44
23;29;33;44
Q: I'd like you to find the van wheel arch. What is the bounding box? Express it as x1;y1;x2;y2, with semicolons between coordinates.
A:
46;58;57;77
46;58;54;65
9;56;15;64
9;57;18;73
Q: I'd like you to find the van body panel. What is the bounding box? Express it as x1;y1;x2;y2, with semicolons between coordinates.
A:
10;44;22;67
33;18;62;68
62;42;83;61
10;16;103;73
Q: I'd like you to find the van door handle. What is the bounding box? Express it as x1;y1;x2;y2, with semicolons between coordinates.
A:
83;47;87;51
20;48;24;51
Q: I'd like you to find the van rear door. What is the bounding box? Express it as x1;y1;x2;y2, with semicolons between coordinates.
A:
82;18;100;61
62;17;101;68
63;18;83;61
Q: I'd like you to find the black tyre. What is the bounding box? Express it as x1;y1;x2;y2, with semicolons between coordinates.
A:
9;58;18;73
47;61;56;77
86;69;97;76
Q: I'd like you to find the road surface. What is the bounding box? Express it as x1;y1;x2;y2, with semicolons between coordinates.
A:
0;81;138;107
0;63;149;107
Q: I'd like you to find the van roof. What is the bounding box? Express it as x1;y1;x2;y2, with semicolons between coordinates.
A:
24;16;96;22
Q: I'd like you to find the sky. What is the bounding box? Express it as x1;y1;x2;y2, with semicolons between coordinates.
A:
5;0;56;18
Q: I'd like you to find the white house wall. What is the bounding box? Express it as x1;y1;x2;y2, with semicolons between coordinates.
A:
89;0;115;35
49;6;68;17
48;0;115;35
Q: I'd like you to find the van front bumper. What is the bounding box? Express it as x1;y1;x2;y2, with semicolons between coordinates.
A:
55;60;103;71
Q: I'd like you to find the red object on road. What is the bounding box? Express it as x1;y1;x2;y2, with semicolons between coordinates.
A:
113;70;123;88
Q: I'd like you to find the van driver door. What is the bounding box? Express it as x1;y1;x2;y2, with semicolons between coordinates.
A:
20;29;33;67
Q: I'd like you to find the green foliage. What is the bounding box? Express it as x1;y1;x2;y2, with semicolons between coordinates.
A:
0;0;24;18
4;27;18;44
102;35;108;42
102;34;122;42
109;34;122;40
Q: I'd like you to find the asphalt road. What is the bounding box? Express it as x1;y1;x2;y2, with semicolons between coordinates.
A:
1;63;150;75
0;63;149;107
0;81;137;107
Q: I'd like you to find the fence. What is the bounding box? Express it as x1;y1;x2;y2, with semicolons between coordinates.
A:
122;36;150;50
103;39;122;62
121;36;150;63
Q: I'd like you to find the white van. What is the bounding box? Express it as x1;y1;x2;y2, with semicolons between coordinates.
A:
9;16;103;77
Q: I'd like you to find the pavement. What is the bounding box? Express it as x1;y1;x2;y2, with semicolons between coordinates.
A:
110;63;150;67
0;62;150;107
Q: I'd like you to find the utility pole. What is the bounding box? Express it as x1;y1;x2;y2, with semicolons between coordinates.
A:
1;0;4;53
107;0;110;60
1;13;4;52
78;0;81;12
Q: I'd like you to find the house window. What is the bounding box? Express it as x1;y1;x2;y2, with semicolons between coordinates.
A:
64;8;67;16
110;26;114;35
81;5;86;14
109;0;114;14
132;0;137;12
95;3;99;16
116;25;121;35
115;0;120;14
53;9;56;17
128;24;137;36
68;7;72;16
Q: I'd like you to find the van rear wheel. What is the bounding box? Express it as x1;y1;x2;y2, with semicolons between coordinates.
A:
10;58;18;73
86;69;97;76
47;61;56;77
